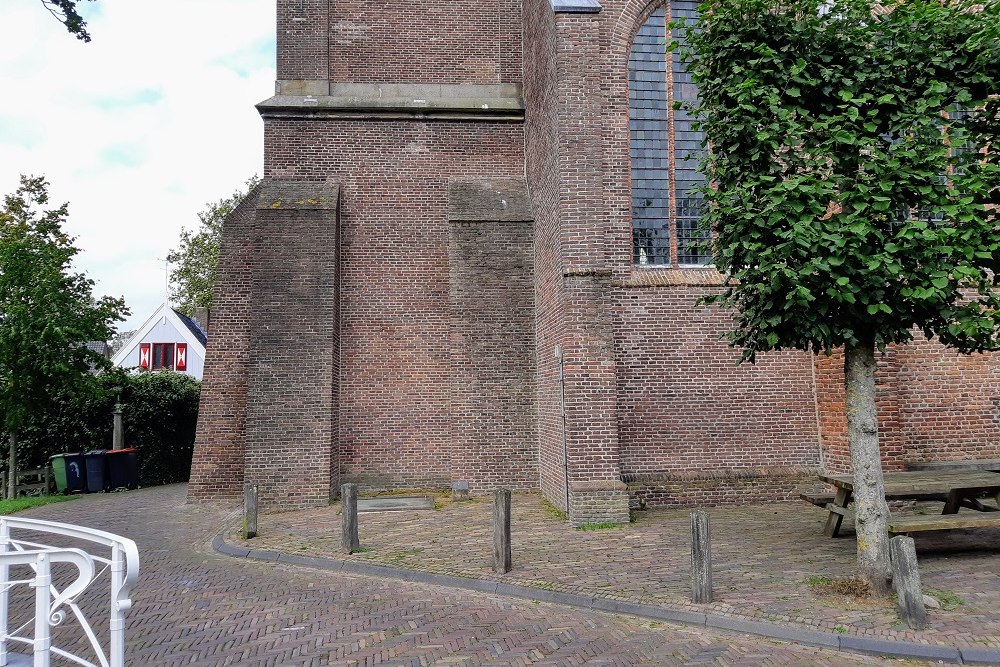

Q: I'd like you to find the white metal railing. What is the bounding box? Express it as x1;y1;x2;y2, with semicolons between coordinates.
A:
0;517;139;667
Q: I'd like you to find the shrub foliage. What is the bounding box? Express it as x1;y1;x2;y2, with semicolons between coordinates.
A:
19;370;200;487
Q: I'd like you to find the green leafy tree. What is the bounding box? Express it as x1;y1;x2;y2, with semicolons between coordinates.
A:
0;176;128;497
40;0;95;42
167;175;260;315
679;0;1000;594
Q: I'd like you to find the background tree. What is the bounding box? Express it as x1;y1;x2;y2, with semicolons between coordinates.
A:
40;0;95;42
680;0;1000;594
0;175;128;497
167;175;260;315
108;328;136;356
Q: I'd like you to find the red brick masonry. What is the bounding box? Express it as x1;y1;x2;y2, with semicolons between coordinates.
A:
188;0;1000;523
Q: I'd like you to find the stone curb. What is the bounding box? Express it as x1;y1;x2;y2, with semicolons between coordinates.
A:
213;533;1000;665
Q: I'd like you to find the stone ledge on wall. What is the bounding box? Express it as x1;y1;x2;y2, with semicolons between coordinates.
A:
551;0;602;13
614;267;726;288
448;178;534;223
259;82;525;122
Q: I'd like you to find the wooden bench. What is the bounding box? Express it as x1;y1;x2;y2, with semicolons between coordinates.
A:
800;490;949;508
800;492;835;507
905;460;1000;473
888;512;1000;536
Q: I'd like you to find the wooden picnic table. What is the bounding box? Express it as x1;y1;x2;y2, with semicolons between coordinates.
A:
818;470;1000;537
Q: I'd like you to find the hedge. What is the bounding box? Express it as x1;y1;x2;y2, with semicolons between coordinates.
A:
14;369;200;488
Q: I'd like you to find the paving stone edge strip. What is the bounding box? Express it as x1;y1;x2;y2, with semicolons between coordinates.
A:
212;534;998;665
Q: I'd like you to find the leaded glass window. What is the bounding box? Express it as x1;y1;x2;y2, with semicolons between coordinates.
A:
629;4;711;267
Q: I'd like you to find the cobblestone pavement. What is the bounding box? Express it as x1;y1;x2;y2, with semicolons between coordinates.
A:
11;485;932;666
234;491;1000;652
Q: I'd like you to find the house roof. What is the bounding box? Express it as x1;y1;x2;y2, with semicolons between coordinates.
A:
85;341;111;357
110;302;208;368
172;309;208;346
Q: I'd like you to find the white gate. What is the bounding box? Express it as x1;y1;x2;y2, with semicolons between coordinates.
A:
0;517;139;667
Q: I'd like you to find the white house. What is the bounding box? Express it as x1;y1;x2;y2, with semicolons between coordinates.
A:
112;304;208;380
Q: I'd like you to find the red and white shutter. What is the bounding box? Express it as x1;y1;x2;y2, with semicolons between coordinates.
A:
175;343;187;371
139;343;150;369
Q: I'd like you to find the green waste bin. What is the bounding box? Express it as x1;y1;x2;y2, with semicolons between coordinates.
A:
50;454;68;494
50;452;86;494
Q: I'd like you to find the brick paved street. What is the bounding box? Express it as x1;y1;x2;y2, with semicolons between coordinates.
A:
235;490;1000;652
12;485;932;666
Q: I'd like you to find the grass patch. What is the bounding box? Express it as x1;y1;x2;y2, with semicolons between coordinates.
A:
924;588;965;610
353;547;374;554
540;497;567;520
806;575;873;598
0;495;79;516
576;521;621;531
525;579;560;592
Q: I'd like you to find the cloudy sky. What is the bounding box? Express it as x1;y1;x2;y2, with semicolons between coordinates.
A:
0;0;275;331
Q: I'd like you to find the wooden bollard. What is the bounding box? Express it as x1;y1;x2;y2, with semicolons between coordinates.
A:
341;483;360;554
493;489;512;574
242;483;258;539
690;511;712;603
890;535;927;629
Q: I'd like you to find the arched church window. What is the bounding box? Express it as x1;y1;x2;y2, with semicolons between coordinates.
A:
629;3;710;267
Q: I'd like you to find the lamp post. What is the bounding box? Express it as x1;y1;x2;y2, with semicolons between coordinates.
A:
112;387;124;451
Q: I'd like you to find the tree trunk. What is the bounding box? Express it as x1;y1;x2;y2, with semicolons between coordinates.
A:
7;431;15;501
844;338;892;596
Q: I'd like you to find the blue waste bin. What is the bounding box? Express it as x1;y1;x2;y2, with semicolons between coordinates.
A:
58;452;87;493
84;450;109;493
105;448;139;490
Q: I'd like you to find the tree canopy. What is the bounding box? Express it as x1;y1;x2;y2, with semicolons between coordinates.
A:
679;0;1000;593
40;0;95;42
0;175;127;454
167;176;260;316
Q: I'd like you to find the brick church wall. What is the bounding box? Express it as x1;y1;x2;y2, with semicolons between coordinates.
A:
193;0;1000;511
596;0;825;507
327;0;523;84
265;120;525;492
613;285;823;507
819;340;1000;474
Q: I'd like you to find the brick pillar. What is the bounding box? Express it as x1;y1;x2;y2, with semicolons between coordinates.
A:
563;271;630;526
552;9;630;525
448;179;538;492
188;186;262;501
243;181;340;507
